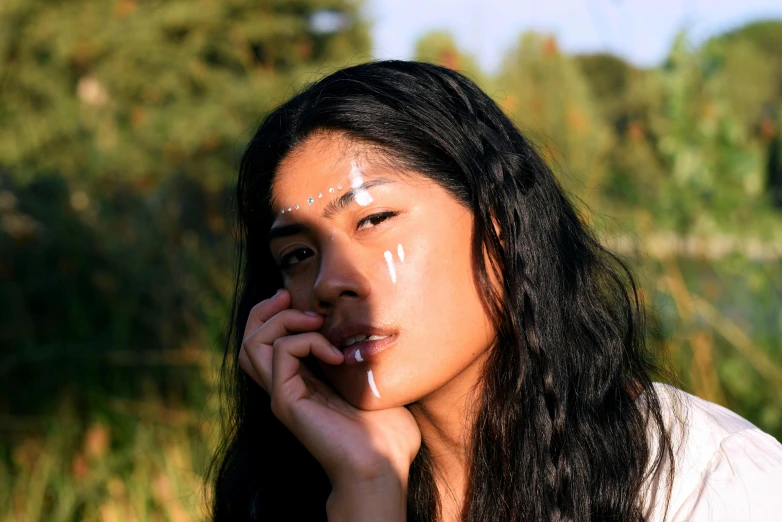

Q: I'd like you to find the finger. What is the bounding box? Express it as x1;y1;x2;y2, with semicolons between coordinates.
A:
238;343;265;389
272;332;344;398
243;289;291;338
242;309;324;391
245;308;325;347
241;336;274;391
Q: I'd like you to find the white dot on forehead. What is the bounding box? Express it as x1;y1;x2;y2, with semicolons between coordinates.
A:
329;188;334;193
318;193;322;198
295;204;299;210
307;197;314;204
288;207;292;212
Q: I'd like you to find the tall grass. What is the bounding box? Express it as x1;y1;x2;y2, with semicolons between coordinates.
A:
0;350;220;522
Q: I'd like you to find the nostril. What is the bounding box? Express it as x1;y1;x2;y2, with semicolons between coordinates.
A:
339;290;359;298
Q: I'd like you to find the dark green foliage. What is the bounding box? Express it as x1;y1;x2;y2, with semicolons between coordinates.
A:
0;0;371;443
0;0;370;186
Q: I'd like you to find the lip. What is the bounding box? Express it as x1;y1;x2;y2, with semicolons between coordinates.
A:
325;322;398;365
341;334;397;365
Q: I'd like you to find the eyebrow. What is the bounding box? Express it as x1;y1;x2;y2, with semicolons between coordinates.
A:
268;178;395;243
321;178;394;219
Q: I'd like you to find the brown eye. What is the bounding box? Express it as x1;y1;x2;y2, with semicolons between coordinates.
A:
357;211;397;230
280;248;314;269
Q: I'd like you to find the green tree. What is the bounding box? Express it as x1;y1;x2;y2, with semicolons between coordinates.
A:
650;33;766;234
495;33;613;211
574;53;667;215
413;30;489;89
0;0;370;188
704;21;782;208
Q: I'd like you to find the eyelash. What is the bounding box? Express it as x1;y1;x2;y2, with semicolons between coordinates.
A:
357;210;397;230
278;211;398;269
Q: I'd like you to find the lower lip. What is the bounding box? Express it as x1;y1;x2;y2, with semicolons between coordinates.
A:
341;334;397;365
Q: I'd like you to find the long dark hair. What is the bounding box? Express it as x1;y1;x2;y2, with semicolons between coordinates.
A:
207;60;674;521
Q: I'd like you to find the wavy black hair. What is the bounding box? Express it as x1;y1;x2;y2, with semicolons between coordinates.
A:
207;60;674;521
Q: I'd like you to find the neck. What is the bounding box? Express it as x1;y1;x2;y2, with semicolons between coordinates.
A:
407;350;489;520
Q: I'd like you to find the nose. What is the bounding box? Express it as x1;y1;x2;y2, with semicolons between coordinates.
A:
312;245;372;313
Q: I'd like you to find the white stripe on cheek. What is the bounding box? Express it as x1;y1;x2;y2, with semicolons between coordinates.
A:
383;250;397;283
397;243;405;262
367;370;381;398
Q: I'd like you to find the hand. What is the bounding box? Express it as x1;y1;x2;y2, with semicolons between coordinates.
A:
238;289;421;493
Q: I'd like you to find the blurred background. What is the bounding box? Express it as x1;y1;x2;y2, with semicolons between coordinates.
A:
1;0;780;520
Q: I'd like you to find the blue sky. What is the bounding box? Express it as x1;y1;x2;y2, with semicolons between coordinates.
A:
366;0;782;71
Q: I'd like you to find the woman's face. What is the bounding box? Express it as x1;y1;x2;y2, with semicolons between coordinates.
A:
268;134;496;410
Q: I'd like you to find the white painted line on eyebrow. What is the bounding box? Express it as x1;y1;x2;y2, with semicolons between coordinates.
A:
349;161;363;188
355;189;373;206
367;370;381;398
350;160;373;206
383;250;397;283
397;244;405;262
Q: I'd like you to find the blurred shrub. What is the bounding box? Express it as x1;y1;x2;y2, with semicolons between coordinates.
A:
494;32;613;210
418;27;782;442
0;0;370;187
1;1;370;517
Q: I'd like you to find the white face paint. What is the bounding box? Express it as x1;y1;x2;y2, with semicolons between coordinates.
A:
367;369;381;398
397;243;405;262
383;250;397;283
355;349;363;362
349;161;373;206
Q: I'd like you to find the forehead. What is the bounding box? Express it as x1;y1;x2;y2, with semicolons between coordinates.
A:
269;134;439;222
272;134;370;200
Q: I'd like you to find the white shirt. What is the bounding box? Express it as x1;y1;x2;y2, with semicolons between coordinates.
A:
643;383;782;521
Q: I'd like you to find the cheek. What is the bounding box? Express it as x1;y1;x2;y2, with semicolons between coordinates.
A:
283;274;318;309
319;211;493;408
392;230;492;373
400;230;480;320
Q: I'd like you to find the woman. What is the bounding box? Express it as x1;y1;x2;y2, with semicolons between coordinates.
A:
208;61;782;521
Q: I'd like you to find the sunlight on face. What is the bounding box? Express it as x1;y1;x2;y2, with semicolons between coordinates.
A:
268;134;496;409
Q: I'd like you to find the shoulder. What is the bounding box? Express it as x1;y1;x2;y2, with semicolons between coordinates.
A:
645;383;782;521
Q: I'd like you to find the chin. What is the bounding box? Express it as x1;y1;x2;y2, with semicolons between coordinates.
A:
323;364;421;411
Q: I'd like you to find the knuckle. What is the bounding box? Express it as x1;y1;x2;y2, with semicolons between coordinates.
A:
272;336;286;350
241;334;258;353
249;302;266;319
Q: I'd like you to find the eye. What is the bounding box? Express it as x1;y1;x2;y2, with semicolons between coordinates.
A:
357;211;397;230
279;247;314;269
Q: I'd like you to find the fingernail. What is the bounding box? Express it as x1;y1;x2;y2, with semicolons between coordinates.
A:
303;311;320;317
332;345;343;356
274;288;284;296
